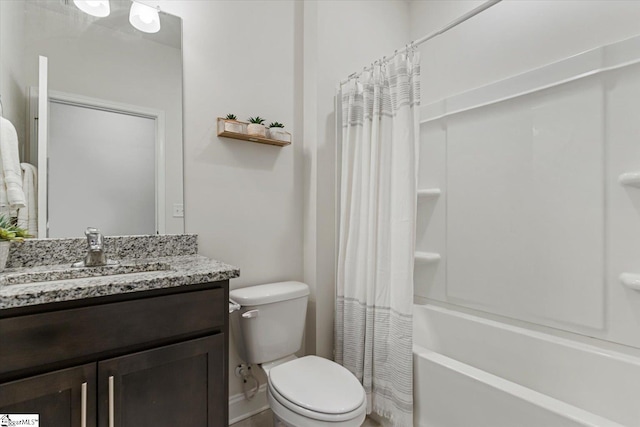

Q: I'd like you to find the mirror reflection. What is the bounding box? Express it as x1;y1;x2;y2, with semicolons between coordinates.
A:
0;0;184;238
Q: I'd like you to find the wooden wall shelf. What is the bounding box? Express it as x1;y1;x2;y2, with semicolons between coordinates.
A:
217;118;291;147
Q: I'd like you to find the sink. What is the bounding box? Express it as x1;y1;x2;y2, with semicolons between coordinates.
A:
0;262;172;286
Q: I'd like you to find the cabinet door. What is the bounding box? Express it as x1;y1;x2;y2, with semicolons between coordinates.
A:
98;334;226;427
0;363;96;427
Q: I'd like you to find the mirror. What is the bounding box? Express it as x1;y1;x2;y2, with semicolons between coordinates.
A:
0;0;184;237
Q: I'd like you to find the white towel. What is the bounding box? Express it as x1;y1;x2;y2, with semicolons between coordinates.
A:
18;163;37;237
0;116;26;210
0;161;8;218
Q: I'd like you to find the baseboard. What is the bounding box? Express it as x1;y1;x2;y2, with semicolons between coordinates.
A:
228;383;269;425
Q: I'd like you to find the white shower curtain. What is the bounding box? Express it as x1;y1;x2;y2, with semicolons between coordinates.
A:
335;52;420;426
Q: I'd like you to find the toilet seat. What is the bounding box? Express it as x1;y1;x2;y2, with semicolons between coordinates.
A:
268;356;366;422
268;387;366;427
269;382;367;424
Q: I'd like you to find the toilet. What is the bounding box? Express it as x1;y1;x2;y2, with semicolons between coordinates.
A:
229;281;366;427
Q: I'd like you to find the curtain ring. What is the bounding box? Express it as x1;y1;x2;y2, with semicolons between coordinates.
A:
407;41;414;54
407;41;415;60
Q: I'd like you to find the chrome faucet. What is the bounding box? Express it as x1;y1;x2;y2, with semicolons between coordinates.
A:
72;227;118;268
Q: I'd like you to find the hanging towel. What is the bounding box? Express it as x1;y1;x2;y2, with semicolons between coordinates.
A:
0;162;8;218
18;163;37;237
0;116;26;211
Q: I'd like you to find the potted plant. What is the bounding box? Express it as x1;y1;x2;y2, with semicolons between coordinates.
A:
247;116;266;137
267;121;291;143
0;214;31;271
223;113;244;133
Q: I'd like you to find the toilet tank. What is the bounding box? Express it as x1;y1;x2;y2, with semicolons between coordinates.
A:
230;281;309;365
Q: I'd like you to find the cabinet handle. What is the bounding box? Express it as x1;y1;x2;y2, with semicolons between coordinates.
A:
81;382;87;427
109;375;115;427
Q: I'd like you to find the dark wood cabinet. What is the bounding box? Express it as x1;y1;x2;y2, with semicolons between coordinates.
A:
0;281;228;427
0;363;96;427
98;335;225;427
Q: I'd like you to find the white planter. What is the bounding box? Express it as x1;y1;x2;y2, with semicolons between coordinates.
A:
247;123;266;137
0;241;10;271
224;120;244;134
268;128;291;143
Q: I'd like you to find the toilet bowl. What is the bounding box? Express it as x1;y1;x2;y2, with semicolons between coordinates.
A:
265;356;367;427
229;281;367;427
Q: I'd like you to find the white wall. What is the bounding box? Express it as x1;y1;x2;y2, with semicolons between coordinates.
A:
410;0;640;105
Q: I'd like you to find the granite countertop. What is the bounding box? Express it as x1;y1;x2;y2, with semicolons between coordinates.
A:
0;254;240;310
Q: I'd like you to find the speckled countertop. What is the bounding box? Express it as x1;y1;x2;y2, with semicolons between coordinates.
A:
0;235;240;310
0;255;240;310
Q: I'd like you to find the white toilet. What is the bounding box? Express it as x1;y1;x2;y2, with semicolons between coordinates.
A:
229;281;367;427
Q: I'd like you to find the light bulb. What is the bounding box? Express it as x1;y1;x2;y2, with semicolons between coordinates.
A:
129;2;161;34
73;0;110;17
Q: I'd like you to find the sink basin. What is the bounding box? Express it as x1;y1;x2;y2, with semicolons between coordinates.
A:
0;262;172;286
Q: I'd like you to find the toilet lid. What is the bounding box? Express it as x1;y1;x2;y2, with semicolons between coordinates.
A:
269;356;365;414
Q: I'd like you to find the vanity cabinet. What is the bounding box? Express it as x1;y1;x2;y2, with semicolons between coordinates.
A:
0;281;228;427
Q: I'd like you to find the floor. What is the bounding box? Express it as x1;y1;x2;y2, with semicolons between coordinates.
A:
231;409;381;427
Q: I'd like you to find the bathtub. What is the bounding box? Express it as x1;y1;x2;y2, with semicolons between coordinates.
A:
412;304;640;427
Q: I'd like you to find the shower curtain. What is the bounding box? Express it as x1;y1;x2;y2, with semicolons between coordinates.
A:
335;52;420;426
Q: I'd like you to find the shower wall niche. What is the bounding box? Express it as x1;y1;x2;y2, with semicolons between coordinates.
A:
415;34;640;349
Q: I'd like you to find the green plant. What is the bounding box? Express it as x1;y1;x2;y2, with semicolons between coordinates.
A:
269;122;284;128
247;116;265;125
225;114;237;120
0;214;31;242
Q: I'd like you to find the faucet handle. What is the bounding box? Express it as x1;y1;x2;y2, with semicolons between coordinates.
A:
85;227;100;236
84;227;104;251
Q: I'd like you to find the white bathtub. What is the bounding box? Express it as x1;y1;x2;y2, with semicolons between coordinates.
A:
412;304;640;427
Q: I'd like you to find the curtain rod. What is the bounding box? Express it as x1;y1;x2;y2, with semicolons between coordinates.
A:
339;0;502;86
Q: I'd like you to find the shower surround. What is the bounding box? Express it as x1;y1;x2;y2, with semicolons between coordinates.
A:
413;34;640;426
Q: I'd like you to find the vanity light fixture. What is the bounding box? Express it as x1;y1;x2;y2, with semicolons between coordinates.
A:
73;0;111;18
129;1;161;34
